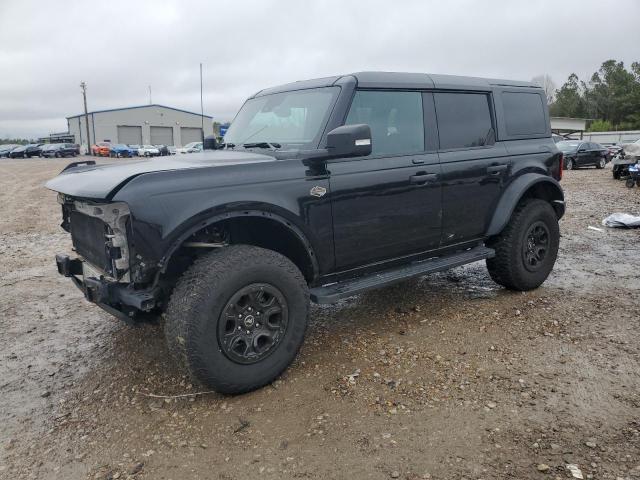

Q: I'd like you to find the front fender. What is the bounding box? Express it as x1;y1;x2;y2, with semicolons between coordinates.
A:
486;173;565;237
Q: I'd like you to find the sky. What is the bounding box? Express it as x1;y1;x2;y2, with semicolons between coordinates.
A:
1;0;639;139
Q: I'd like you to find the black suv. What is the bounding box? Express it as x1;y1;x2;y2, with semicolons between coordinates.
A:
47;72;564;394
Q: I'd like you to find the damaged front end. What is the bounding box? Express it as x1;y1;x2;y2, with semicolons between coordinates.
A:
55;194;159;322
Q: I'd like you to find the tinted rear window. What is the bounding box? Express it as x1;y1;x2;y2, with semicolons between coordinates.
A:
434;93;493;149
502;92;546;136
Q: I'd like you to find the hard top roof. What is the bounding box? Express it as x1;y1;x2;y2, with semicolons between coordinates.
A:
253;71;540;97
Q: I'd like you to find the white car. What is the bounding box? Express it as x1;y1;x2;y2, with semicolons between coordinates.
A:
176;142;203;154
138;145;160;157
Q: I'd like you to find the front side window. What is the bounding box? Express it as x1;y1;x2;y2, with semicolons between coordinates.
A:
224;87;339;148
345;90;424;156
434;93;493;150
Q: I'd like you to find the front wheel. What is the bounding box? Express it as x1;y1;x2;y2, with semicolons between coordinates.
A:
596;158;605;169
486;199;560;291
626;178;635;188
565;158;574;170
165;245;309;394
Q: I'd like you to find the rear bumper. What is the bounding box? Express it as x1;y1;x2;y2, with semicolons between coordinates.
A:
55;254;158;322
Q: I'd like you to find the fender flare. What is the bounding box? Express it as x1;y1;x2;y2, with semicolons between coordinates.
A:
157;209;320;279
486;173;565;237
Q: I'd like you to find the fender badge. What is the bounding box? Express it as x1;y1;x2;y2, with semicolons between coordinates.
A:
310;186;327;197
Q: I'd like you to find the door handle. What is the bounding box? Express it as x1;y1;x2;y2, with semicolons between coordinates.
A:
487;165;508;175
410;172;438;184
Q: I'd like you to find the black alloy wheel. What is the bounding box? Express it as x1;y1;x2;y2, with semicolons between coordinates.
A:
522;221;549;272
218;283;288;365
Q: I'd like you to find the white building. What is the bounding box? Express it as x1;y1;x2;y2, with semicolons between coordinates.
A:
67;104;213;151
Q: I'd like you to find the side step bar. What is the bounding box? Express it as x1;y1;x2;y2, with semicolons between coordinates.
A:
310;246;495;304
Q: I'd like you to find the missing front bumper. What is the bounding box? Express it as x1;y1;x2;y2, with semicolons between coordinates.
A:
55;254;158;321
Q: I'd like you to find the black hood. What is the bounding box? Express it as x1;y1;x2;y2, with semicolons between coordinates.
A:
45;150;275;199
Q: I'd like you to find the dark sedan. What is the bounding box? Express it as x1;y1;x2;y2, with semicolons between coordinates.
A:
0;144;20;157
557;140;608;170
10;143;44;158
40;143;78;158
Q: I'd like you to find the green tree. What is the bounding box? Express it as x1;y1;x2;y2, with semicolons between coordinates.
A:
588;119;613;132
549;73;586;118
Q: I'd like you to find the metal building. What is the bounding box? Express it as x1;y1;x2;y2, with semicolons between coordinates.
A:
67;104;213;151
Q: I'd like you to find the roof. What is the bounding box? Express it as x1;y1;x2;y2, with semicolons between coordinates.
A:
67;104;213;120
254;71;540;96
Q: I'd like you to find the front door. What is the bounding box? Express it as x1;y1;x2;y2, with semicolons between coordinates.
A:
328;90;442;271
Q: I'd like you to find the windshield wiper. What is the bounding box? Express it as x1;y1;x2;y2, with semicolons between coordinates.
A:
242;142;281;150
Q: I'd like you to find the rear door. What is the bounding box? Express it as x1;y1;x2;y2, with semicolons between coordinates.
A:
434;91;509;246
328;89;442;270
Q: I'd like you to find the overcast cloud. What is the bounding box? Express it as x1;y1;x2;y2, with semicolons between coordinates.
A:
1;0;639;139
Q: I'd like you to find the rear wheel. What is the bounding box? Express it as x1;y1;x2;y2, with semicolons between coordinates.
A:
486;199;560;291
626;178;635;188
165;245;309;394
596;158;605;169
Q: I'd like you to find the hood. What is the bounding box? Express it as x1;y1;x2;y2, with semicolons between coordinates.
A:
45;150;276;199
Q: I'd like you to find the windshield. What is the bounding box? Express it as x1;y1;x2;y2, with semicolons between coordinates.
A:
224;87;339;148
557;141;580;150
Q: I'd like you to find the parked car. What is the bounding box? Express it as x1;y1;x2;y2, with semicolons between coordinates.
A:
9;144;42;158
9;145;27;158
20;144;43;158
176;142;202;154
138;145;160;157
91;142;111;157
0;144;20;157
155;145;170;156
41;143;78;158
167;145;177;155
110;144;137;158
47;71;564;395
127;144;141;155
613;139;640;179
556;140;608;169
604;143;623;159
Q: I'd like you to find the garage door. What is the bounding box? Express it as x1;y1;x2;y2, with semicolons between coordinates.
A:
180;127;202;146
150;126;174;146
117;126;142;145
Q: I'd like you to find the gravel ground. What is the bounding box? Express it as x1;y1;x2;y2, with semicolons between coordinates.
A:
1;157;639;480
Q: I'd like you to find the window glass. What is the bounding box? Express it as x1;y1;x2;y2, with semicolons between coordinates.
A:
434;93;493;149
502;92;546;136
345;90;424;155
224;87;339;148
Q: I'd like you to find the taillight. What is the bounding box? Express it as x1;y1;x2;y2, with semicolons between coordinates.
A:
557;153;563;181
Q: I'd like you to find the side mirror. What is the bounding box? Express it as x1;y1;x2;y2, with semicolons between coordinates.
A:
326;124;372;158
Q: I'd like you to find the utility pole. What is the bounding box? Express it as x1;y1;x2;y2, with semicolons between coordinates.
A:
80;81;91;154
200;63;204;143
148;85;152;105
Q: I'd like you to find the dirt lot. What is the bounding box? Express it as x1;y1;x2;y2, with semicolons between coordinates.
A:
1;157;639;480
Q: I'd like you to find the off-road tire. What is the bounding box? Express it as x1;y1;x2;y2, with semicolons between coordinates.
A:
164;245;309;394
613;168;621;179
486;199;560;291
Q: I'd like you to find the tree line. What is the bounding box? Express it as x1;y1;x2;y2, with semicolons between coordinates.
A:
535;59;640;132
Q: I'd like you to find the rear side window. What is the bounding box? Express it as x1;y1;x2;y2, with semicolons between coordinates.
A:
502;92;546;136
434;93;493;149
345;90;424;156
